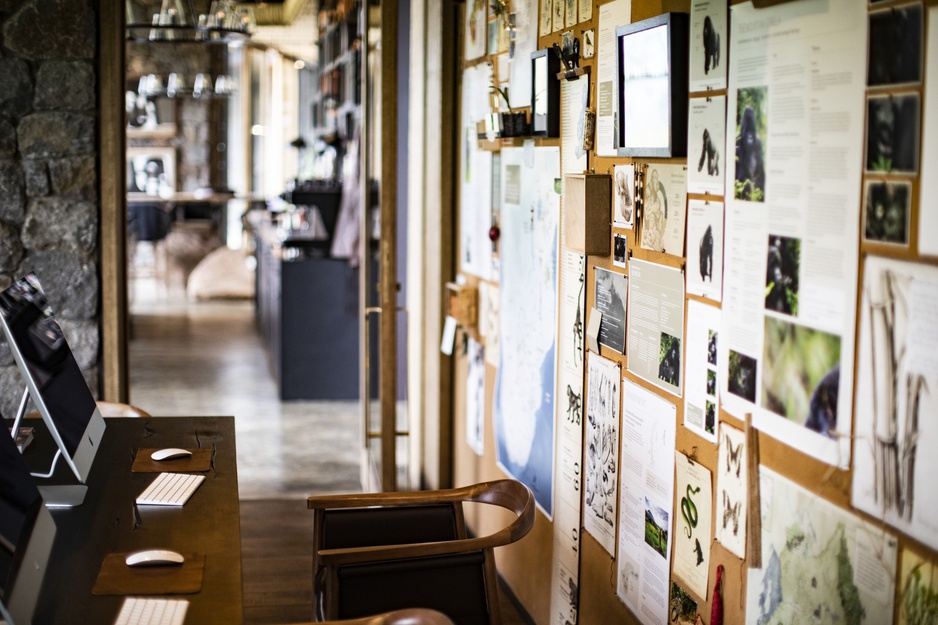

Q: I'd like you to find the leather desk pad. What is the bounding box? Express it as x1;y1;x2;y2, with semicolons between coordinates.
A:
132;448;212;473
93;553;205;595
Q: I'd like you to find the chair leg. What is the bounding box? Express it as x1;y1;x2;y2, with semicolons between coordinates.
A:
483;553;502;625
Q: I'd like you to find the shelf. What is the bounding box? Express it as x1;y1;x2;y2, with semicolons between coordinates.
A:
126;24;251;44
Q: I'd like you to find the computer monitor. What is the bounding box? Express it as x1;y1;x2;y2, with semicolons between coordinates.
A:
0;274;106;507
0;425;57;625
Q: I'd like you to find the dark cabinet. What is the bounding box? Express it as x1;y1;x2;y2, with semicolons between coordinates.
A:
254;230;360;400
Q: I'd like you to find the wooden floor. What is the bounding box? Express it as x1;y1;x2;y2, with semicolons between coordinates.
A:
241;499;316;624
128;277;530;625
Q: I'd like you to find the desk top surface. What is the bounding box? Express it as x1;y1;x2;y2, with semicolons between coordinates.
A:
29;416;242;625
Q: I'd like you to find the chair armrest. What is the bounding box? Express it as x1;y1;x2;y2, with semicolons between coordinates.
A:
309;479;535;566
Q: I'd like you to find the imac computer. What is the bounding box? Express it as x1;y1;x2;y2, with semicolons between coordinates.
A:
0;425;57;625
0;274;106;507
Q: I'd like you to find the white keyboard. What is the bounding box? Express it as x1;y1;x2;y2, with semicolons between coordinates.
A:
114;597;188;625
136;472;205;506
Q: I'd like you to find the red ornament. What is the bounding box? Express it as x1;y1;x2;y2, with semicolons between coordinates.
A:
488;225;500;241
711;564;724;625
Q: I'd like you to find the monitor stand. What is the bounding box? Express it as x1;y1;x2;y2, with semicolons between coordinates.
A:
11;386;87;509
36;484;88;508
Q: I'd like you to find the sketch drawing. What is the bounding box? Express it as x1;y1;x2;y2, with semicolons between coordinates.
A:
867;268;922;521
854;257;938;551
722;490;741;536
641;167;668;250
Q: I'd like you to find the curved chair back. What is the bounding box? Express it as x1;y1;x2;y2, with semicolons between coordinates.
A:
287;607;456;625
307;479;535;625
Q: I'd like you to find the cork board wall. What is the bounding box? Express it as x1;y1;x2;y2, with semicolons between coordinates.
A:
448;1;938;625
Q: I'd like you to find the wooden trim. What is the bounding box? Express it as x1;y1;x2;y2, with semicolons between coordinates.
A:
379;1;399;492
99;0;129;402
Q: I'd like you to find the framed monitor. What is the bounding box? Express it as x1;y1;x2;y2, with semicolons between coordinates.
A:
616;13;689;157
0;274;105;507
0;426;56;625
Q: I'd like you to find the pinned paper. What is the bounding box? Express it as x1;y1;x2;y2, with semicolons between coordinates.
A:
587;307;602;354
440;316;458;356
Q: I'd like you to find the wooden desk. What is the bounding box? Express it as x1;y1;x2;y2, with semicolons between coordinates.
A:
27;417;242;624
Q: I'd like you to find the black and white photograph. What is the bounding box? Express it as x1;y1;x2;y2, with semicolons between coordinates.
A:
595;267;628;354
866;93;921;175
685;200;724;302
734;87;767;202
707;330;717;366
127;146;176;197
727;350;757;403
688;96;725;196
868;3;923;87
863;180;911;245
613;233;628;268
765;235;800;316
613;164;634;228
689;0;727;92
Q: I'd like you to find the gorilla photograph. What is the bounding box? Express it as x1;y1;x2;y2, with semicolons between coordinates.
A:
727;350;757;403
868;4;922;87
760;317;841;438
734;87;767;202
866;93;920;174
765;235;800;316
863;180;911;245
658;333;682;388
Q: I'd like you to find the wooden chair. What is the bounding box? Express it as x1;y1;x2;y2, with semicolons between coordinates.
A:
306;479;535;625
286;608;456;625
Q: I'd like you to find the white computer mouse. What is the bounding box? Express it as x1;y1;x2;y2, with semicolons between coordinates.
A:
125;549;185;567
150;448;193;461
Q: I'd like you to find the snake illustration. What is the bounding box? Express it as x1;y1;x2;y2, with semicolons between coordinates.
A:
681;484;701;538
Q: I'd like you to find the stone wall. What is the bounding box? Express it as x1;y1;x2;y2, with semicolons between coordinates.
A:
0;0;100;417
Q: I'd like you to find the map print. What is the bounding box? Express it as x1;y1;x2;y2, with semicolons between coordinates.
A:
747;467;897;625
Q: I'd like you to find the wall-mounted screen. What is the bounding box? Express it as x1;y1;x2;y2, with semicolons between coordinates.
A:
616;13;689;157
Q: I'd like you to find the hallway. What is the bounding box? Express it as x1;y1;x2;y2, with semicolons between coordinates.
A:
126;278;529;625
128;279;361;623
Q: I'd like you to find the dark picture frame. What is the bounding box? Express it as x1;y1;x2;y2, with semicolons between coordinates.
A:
616;13;689;157
531;48;560;137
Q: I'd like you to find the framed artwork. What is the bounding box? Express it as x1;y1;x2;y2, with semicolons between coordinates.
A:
127;146;176;197
126;78;176;139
